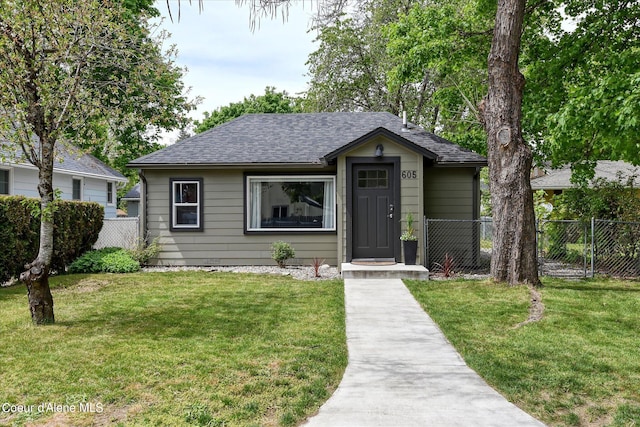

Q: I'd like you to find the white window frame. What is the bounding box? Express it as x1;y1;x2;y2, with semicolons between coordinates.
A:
72;177;83;201
246;175;336;232
170;178;202;231
106;181;115;205
0;167;11;195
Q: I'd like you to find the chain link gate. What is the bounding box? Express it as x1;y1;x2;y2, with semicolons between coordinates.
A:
537;220;589;278
592;219;640;277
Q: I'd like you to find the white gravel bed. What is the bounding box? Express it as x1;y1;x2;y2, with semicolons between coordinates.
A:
142;264;341;281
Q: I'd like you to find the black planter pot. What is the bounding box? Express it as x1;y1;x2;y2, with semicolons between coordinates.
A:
402;240;418;265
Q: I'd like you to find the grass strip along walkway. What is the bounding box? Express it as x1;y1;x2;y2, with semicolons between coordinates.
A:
0;271;346;426
405;278;640;427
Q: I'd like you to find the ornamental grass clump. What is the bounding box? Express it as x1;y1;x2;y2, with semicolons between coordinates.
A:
400;212;418;241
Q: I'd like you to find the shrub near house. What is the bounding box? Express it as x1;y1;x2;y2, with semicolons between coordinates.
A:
0;196;103;282
68;247;141;274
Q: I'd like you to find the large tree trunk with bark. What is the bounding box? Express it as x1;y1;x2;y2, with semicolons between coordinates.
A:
480;0;540;286
20;136;56;324
21;261;54;324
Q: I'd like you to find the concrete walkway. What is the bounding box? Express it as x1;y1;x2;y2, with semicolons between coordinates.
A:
303;278;546;427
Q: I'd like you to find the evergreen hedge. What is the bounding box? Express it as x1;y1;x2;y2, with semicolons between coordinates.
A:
0;195;103;283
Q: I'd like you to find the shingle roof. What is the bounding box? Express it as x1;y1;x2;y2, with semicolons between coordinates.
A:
128;112;487;167
54;144;128;181
531;161;640;190
1;142;127;182
122;183;140;200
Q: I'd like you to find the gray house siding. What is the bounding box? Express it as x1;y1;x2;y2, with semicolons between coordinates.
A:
337;136;425;264
143;169;339;266
126;201;140;217
424;167;478;219
424;167;481;269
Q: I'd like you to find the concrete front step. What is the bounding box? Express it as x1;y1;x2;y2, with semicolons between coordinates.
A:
341;263;429;280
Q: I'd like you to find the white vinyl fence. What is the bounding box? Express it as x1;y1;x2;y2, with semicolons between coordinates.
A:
93;217;140;250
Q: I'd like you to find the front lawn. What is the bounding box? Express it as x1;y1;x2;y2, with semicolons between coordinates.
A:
0;272;346;426
405;278;640;426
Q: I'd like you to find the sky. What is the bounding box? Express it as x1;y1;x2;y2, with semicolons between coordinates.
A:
154;0;319;141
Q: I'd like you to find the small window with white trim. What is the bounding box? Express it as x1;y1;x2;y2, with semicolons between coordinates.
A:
170;178;203;231
72;178;82;200
246;176;336;232
0;169;10;195
107;182;115;205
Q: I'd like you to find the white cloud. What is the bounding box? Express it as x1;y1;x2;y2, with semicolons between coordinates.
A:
154;0;318;125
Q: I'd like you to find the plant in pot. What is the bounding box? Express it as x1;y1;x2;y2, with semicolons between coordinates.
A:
400;212;418;265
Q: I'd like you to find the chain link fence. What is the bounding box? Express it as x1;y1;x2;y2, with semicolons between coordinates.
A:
537;220;589;278
425;217;640;278
94;217;140;251
424;218;492;276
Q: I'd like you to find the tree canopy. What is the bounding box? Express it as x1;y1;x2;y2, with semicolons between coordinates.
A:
194;86;301;133
305;0;640;168
385;0;494;155
304;0;412;115
522;0;640;182
0;0;196;323
77;1;198;183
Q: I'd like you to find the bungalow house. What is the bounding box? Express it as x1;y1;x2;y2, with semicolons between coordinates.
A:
127;112;487;267
1;142;128;218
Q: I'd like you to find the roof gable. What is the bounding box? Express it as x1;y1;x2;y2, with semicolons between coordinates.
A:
322;127;438;162
128;112;486;168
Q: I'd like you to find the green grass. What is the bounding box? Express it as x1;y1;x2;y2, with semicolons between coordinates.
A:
0;272;346;426
405;278;640;426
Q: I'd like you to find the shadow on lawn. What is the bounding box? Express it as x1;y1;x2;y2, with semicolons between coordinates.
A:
546;279;640;293
0;284;25;299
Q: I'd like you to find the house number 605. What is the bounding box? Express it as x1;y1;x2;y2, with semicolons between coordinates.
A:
401;170;417;179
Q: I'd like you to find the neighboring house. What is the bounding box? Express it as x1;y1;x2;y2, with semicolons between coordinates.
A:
531;161;640;196
1;142;128;218
121;183;141;217
127;112;487;266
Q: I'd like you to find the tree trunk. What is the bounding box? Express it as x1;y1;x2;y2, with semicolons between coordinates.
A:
480;0;540;286
20;262;54;324
21;136;56;324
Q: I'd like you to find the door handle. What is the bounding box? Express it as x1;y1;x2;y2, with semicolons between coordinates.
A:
388;204;394;219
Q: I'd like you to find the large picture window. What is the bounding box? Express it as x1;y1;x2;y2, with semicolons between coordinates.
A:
247;176;336;232
170;178;203;231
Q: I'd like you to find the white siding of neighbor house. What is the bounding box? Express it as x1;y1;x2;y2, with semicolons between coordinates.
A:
10;167;39;198
143;169;339;266
53;174;117;218
0;165;118;218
